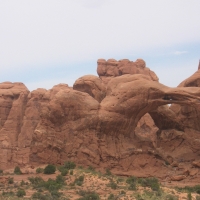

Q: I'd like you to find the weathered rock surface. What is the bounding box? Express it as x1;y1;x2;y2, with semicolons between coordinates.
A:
1;59;200;181
97;58;158;83
170;68;200;131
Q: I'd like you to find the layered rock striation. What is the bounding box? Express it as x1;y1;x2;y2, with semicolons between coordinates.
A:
1;59;200;180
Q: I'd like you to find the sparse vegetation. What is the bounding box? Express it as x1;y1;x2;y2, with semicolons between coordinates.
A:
16;188;26;197
105;168;112;176
0;163;199;199
14;166;22;175
74;175;84;186
187;192;192;200
138;177;160;191
77;190;100;200
36;167;44;174
8;177;14;184
176;185;200;194
107;193;115;200
196;195;200;200
61;168;68;176
107;180;118;189
2;191;15;197
43;164;56;174
63;161;76;170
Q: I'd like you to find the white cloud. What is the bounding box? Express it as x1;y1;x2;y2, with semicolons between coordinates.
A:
173;51;188;55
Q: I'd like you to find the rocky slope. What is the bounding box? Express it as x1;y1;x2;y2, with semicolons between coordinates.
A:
1;59;200;181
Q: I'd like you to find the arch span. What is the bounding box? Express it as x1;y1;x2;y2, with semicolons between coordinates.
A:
98;74;200;136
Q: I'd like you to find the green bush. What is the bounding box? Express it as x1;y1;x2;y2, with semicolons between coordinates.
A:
138;177;160;191
32;192;51;200
61;169;68;176
29;176;64;193
187;192;192;200
51;190;63;199
74;175;84;186
176;185;200;194
126;176;137;184
64;161;76;170
56;175;65;185
8;177;14;184
87;166;95;172
120;190;126;194
28;176;44;185
16;189;26;197
14;166;22;175
44;164;56;174
107;180;117;190
128;182;137;191
70;169;73;175
126;176;137;191
42;178;63;192
77;190;100;200
36;167;44;174
165;194;178;200
107;194;115;200
20;180;25;186
105;169;112;176
2;191;14;197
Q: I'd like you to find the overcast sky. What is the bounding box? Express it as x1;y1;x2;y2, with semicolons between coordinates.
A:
0;0;200;91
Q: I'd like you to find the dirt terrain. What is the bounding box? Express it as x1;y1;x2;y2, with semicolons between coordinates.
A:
0;164;199;200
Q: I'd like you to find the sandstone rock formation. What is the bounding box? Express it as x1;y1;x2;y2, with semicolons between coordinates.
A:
97;58;158;84
1;59;200;181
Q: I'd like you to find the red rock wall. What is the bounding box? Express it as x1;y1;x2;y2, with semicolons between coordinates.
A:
1;59;200;180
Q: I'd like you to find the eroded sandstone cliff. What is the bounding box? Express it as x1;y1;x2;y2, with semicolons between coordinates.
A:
1;59;200;181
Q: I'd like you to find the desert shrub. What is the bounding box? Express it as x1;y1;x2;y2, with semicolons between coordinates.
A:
107;193;115;200
61;169;68;176
88;166;95;172
138;177;160;191
42;178;62;192
36;167;44;173
128;182;137;191
44;164;56;174
107;180;117;190
50;190;63;199
20;180;25;186
28;176;44;185
0;169;3;174
117;177;124;183
2;191;14;197
16;188;26;197
126;176;137;184
32;192;51;200
105;169;112;176
56;175;65;184
77;190;100;200
8;177;14;184
165;194;178;200
14;166;22;175
70;169;73;175
126;176;137;191
187;192;192;200
74;175;84;186
120;190;126;194
196;196;200;200
64;161;76;170
176;185;200;194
